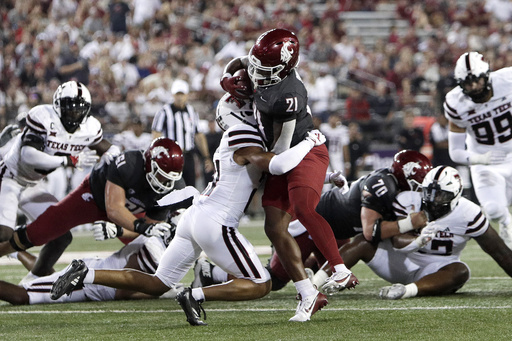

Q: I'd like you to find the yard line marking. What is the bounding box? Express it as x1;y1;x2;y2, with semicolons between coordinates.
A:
2;306;512;314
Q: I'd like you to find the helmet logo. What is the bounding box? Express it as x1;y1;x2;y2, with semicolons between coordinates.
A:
281;41;293;63
403;162;421;178
151;146;170;160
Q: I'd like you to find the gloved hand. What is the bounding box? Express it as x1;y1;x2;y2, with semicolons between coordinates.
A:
413;222;439;249
133;218;172;238
470;150;508;165
220;72;252;99
328;171;349;194
100;145;121;166
92;221;123;241
66;150;99;171
305;129;326;147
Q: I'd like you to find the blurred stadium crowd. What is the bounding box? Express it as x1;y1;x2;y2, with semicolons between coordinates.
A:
1;0;512;181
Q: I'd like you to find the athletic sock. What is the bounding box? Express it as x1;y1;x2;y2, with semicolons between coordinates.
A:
294;278;317;298
83;268;95;284
402;283;418;298
192;287;205;302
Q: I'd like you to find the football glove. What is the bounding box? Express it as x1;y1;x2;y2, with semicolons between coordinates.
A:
66;150;100;170
328;171;349;194
470;150;508;165
93;221;123;241
220;72;252;100
133;218;172;238
100;145;121;166
305;129;326;147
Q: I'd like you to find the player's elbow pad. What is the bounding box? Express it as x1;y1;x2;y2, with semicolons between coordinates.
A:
448;132;470;165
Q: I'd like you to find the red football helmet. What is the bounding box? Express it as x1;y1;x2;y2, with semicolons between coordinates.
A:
248;28;300;88
144;138;184;194
390;150;432;192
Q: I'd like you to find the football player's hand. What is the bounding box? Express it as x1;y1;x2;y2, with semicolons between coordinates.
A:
328;171;349;194
305;129;326;147
101;145;121;166
220;72;251;99
67;150;99;170
414;222;439;248
93;221;123;241
470;150;508;165
144;222;172;238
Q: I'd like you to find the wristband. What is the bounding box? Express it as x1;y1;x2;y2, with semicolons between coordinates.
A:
398;214;414;233
133;218;151;234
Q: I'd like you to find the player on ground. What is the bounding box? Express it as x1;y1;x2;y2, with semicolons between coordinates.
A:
0;138;195;270
193;150;432;293
50;93;330;325
444;52;512;248
0;233;180;305
0;81;120;280
337;166;512;299
220;28;357;321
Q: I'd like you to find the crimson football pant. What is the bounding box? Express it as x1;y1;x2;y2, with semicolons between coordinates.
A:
262;144;345;272
26;175;109;246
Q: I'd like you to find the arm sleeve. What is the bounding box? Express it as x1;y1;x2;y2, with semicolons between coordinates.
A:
448;131;470;165
271;120;296;154
268;139;313;175
20;145;67;169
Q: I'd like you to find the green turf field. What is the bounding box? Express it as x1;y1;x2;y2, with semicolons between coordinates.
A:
2;221;512;340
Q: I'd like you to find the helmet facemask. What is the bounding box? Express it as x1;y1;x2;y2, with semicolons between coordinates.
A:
59;97;91;133
421;166;463;221
146;158;182;194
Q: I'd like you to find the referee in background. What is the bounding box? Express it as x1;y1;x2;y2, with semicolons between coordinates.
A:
151;79;213;188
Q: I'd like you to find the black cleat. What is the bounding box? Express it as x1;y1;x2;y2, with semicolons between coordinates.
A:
50;259;88;300
176;287;207;326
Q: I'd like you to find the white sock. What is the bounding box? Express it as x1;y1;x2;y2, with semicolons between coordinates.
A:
212;265;228;283
402;283;418;298
333;263;349;274
83;268;95;284
8;251;18;259
191;287;205;302
311;269;329;289
294;278;317;298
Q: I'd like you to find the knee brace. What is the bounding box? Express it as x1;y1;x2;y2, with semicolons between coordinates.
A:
9;225;34;251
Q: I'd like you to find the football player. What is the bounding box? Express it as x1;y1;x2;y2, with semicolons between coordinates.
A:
0;138;196;274
220;28;357;321
0;81;121;280
0;234;180;305
50;93;330;325
337;166;512;299
444;52;512;248
192;150;432;293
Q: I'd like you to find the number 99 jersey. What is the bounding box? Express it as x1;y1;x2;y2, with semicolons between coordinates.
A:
443;67;512;154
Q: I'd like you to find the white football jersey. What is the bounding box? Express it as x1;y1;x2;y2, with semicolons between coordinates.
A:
444;67;512;154
3;104;103;184
112;130;153;151
195;124;266;227
319;122;349;171
394;191;489;260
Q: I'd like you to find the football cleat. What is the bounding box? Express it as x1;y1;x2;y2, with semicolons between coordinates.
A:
191;257;215;288
379;283;407;300
321;269;359;295
50;259;89;300
289;291;328;322
176;287;207;326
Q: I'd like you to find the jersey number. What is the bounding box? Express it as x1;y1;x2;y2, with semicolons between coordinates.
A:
372;179;388;197
429;239;453;255
286;97;298;112
472;111;512;145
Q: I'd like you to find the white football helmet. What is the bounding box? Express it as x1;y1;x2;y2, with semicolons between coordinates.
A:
53;81;92;133
215;93;257;131
454;52;491;102
421;166;463;221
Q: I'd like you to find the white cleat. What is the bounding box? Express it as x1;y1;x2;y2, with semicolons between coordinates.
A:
289;291;328;322
379;283;406;300
321;269;359;295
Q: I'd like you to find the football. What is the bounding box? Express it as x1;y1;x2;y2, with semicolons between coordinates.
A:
233;68;253;99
